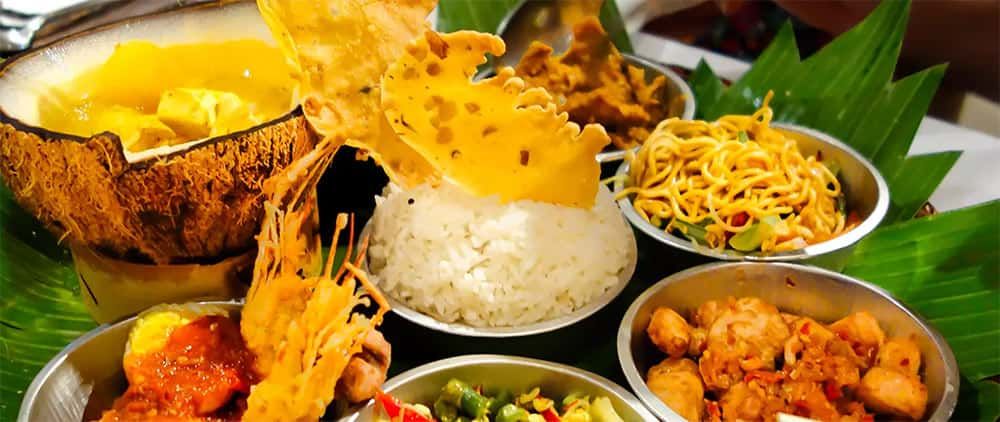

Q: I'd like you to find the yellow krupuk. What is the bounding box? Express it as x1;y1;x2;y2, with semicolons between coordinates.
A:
256;0;437;186
382;31;611;208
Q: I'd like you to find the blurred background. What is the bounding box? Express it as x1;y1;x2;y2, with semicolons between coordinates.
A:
4;0;996;135
632;0;999;136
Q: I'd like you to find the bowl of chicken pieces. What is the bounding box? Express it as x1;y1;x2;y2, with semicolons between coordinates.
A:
617;262;958;421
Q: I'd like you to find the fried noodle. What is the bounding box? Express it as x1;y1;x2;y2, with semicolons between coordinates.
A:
617;92;853;252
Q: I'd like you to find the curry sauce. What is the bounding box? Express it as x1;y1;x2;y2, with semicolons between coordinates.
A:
100;316;256;421
38;39;297;151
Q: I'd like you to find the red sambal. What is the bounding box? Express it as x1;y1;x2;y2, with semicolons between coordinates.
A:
99;316;257;421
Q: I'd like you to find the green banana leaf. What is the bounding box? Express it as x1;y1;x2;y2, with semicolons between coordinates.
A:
436;0;518;34
0;185;95;420
844;201;999;383
844;200;1000;421
959;375;1000;421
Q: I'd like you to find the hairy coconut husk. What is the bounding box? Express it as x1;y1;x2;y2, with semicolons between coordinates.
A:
0;111;317;265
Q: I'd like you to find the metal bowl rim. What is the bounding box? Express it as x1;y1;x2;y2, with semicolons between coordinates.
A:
360;210;639;338
374;354;657;420
596;53;696;163
612;123;891;261
17;300;243;422
615;262;960;421
18;318;115;422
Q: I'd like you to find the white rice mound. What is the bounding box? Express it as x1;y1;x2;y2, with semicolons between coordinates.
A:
368;182;634;327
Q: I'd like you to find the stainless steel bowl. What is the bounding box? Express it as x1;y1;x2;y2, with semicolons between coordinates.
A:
360;206;639;338
596;54;696;163
344;355;656;421
613;123;889;269
616;262;959;421
18;301;242;422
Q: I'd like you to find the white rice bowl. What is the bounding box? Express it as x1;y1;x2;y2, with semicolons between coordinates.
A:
368;182;634;328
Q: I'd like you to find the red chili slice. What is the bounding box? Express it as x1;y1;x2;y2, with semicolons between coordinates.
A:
792;400;810;416
376;392;401;418
744;370;784;384
704;400;722;422
369;392;437;422
542;407;561;422
824;381;843;400
561;400;580;414
401;409;435;422
732;212;749;227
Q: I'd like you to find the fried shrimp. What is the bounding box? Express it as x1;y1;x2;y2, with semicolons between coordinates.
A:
240;138;392;421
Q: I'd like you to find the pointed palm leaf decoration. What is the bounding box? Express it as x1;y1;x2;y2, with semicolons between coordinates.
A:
688;1;955;224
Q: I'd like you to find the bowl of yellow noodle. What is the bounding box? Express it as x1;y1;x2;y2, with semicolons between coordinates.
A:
612;93;889;269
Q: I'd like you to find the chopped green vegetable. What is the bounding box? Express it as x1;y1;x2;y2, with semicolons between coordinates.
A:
488;390;513;416
822;160;841;177
409;381;626;422
672;219;710;244
729;222;763;251
414;404;434;418
561;393;582;407
516;387;540;406
530;397;554;413
435;396;460;422
729;215;781;251
563;406;593;422
442;379;491;419
496;403;530;422
589;397;624;422
561;393;590;414
738;130;750;143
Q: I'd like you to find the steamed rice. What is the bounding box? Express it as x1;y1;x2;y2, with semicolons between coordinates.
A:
368;182;633;327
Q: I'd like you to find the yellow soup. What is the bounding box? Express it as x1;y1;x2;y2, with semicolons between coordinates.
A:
38;39;297;151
